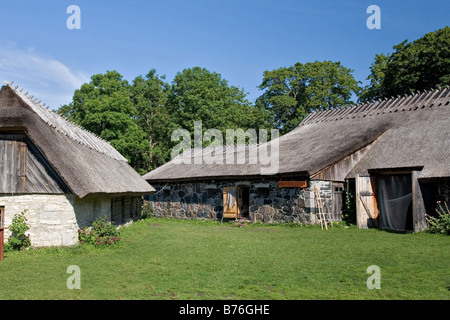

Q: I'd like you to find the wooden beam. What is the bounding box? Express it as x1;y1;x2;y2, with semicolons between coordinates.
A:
411;171;427;232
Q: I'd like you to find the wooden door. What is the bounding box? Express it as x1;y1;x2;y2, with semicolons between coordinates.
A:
223;187;238;218
332;183;344;221
355;174;379;228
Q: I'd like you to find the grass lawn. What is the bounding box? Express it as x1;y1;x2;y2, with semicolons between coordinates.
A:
0;217;448;300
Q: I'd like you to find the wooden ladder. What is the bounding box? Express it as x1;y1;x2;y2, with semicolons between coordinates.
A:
314;186;329;230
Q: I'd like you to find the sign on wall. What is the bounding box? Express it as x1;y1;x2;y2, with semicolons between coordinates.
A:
278;181;308;188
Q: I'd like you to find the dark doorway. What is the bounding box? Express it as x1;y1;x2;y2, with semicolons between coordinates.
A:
377;174;413;231
238;186;250;219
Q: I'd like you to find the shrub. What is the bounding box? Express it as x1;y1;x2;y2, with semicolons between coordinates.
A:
427;202;450;235
342;180;356;225
141;201;153;219
6;209;31;251
78;216;121;246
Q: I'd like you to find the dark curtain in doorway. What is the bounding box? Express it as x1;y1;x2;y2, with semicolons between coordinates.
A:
378;174;413;231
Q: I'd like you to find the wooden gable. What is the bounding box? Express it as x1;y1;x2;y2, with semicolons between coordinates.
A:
0;132;70;194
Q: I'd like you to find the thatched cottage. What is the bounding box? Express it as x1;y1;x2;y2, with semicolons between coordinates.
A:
144;87;450;232
0;82;155;247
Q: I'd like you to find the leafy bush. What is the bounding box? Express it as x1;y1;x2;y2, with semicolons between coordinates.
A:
78;216;121;246
342;180;356;225
6;209;31;251
141;201;153;219
427;202;450;235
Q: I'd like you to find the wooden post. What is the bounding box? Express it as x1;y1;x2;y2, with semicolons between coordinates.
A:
0;228;3;261
0;227;8;261
411;171;427;232
355;174;366;228
0;206;4;261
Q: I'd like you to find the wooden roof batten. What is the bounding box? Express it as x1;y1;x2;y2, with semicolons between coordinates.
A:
301;87;450;126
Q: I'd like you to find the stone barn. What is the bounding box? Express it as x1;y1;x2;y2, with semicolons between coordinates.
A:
0;82;155;247
144;86;450;232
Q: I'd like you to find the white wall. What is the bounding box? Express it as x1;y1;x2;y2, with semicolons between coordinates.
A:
0;194;111;247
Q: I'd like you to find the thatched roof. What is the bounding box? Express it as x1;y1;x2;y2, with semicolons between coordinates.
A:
345;87;450;180
0;82;155;198
144;86;450;183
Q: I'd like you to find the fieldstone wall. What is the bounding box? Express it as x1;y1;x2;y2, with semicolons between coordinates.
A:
147;179;335;224
147;183;223;220
249;180;333;224
0;194;113;247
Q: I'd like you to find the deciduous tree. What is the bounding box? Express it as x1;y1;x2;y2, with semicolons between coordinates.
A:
258;61;360;133
360;27;450;102
58;70;150;173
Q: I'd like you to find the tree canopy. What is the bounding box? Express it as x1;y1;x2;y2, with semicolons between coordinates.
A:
128;69;173;170
58;71;150;173
360;27;450;102
257;60;360;133
170;67;270;135
58;67;272;173
57;27;449;173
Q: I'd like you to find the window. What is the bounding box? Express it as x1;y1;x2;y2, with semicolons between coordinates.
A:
162;186;171;196
256;188;270;198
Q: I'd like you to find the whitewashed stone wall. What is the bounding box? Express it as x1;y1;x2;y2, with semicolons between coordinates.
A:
0;194;111;247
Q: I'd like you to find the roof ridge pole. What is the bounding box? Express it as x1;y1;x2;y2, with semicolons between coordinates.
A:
431;86;450;106
373;96;394;114
422;88;440;108
340;104;356;118
361;100;377;115
393;94;409;112
408;91;421;109
333;105;349;117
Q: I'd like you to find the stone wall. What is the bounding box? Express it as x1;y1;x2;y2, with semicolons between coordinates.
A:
249;180;333;224
147;179;336;224
148;183;223;220
0;194;115;247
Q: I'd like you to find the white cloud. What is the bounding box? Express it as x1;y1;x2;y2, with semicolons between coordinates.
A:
0;45;89;109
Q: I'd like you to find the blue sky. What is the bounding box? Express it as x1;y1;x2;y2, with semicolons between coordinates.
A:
0;0;448;109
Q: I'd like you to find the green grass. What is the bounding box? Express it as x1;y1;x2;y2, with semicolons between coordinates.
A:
0;218;448;300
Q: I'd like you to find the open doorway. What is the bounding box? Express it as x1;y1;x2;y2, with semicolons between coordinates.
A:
377;174;413;231
222;186;250;219
238;186;250;219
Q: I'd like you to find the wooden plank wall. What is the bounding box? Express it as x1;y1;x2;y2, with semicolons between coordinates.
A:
311;144;373;182
0;133;27;193
26;140;68;193
111;196;142;223
355;174;379;228
0;133;68;194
